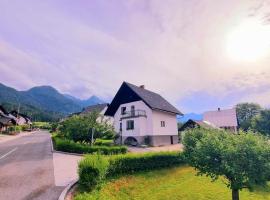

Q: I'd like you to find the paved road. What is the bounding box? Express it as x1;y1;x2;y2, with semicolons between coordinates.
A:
0;131;64;200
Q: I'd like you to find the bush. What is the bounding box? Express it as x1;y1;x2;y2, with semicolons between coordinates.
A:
78;154;109;190
78;152;185;190
52;136;127;155
94;139;114;146
107;152;185;177
32;122;51;130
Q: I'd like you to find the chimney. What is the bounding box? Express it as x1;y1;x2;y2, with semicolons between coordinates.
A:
218;108;221;111
139;85;145;89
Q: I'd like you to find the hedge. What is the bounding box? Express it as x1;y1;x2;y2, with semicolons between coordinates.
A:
52;136;127;155
78;152;185;190
94;139;114;146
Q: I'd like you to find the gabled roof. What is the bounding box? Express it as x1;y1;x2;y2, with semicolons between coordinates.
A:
0;105;9;115
0;114;16;125
81;103;108;115
10;111;31;120
179;119;217;132
105;82;182;116
203;108;238;127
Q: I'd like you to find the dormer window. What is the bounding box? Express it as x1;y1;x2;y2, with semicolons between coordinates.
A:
121;107;126;115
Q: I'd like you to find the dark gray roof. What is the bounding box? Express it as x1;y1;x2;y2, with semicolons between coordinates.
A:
125;82;182;115
0;114;16;125
81;103;108;115
105;82;182;116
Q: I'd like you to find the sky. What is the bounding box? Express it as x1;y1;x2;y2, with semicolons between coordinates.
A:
1;0;270;113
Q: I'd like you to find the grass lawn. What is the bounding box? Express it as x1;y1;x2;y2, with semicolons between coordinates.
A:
75;166;270;200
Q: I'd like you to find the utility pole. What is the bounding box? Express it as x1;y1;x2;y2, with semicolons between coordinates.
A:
91;128;95;146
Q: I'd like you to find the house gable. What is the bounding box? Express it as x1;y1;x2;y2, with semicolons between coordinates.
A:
105;82;182;116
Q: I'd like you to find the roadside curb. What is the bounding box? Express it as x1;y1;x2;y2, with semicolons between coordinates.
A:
58;179;78;200
50;137;83;157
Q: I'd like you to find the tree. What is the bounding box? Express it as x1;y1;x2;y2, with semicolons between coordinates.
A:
183;128;270;200
236;103;261;131
58;111;115;143
251;109;270;136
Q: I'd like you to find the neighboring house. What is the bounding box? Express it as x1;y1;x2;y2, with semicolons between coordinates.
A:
80;103;113;124
69;103;114;124
203;108;238;132
0;114;16;132
178;119;217;132
10;111;32;125
105;82;182;146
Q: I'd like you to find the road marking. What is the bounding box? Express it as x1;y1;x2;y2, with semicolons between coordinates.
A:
0;147;18;160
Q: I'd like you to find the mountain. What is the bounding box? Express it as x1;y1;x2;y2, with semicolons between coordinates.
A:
177;113;203;123
0;83;105;121
64;94;104;107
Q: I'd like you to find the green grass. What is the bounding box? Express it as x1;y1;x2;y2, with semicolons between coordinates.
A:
74;166;270;200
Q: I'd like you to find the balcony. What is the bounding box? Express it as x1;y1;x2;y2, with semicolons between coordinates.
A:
121;109;147;119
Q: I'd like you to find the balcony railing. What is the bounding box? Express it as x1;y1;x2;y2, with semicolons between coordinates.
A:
121;109;147;119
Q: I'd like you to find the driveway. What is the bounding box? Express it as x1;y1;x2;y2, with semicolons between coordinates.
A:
128;143;184;153
0;131;64;200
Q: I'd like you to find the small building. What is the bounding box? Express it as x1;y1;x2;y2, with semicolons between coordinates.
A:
0;114;16;132
203;108;238;132
178;119;217;132
105;82;182;146
80;103;113;124
10;111;32;125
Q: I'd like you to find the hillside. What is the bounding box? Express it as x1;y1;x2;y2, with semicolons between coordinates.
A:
0;83;104;121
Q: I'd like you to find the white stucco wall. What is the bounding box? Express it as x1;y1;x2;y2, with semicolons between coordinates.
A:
152;110;178;136
113;100;152;136
98;106;114;125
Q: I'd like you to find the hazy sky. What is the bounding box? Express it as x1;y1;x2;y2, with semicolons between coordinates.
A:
1;0;270;113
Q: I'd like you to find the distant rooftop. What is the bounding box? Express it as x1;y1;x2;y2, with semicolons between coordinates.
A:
203;108;238;127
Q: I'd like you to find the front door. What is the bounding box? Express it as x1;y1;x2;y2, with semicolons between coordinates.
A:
170;136;174;144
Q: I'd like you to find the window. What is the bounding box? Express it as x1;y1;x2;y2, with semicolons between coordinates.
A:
161;121;165;127
126;120;134;130
131;105;135;116
121;107;126;115
120;122;122;131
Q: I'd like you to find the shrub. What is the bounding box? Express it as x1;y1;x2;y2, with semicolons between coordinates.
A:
52;136;127;155
78;155;109;190
94;139;114;146
78;152;185;190
32;122;51;130
107;152;185;177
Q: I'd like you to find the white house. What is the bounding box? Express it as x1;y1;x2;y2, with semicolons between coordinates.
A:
80;103;114;125
105;82;182;146
203;108;238;132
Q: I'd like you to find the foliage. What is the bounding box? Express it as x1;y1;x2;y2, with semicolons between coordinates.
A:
94;139;114;146
183;128;270;200
107;152;184;177
1;102;64;122
78;154;109;191
20;124;31;131
52;136;127;155
59;112;115;143
251;109;270;136
77;152;184;190
7;125;22;133
74;166;270;200
236;103;261;131
32;122;51;130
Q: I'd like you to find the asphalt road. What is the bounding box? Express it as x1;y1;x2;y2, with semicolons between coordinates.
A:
0;131;64;200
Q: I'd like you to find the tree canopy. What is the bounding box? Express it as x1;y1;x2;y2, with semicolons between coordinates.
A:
183;128;270;200
58;111;115;143
236;103;261;131
251;109;270;136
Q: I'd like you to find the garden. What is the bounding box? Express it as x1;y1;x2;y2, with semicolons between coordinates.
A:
72;128;270;200
51;111;127;155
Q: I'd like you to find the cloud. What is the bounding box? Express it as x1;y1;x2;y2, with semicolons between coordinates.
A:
0;0;270;112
